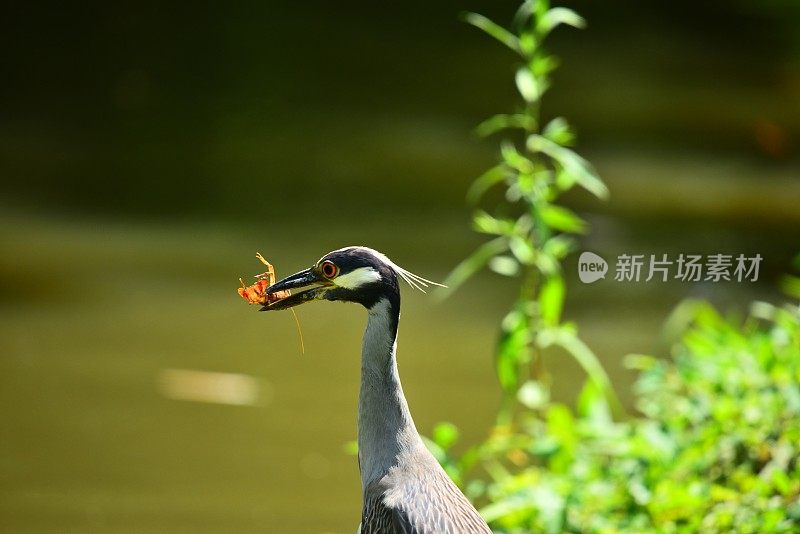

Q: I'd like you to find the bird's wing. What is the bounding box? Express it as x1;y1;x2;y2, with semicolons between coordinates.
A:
361;488;413;533
362;468;491;534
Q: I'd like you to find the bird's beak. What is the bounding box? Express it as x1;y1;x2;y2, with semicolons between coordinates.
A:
260;267;331;311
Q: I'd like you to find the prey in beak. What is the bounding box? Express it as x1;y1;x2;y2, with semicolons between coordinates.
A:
237;253;312;353
237;253;329;311
260;267;333;311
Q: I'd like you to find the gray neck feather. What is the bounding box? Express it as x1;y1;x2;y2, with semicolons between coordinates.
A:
358;298;424;490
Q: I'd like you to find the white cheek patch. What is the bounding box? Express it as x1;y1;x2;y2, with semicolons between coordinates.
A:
334;267;382;289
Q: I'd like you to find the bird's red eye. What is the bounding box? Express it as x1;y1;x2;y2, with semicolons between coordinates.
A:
321;260;338;279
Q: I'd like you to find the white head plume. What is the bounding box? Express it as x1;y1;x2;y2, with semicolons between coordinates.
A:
328;246;447;294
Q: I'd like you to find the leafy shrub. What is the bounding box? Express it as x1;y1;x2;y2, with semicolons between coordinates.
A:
624;301;800;532
460;301;800;533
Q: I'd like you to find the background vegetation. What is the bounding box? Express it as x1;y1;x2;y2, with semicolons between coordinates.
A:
427;6;800;532
1;1;799;532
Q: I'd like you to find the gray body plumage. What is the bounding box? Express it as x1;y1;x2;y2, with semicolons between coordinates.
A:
357;300;491;534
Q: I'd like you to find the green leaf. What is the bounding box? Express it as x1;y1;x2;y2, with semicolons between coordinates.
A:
475;113;537;137
432;422;460;450
513;214;535;234
466;164;508;204
539;204;587;233
496;345;519;393
577;379;611;423
542;117;574;146
555;168;577;191
539;275;565;326
772;467;791;496
542;234;576;259
532;54;560;78
623;353;658;371
535;251;559;276
479;492;535;523
515;67;540;103
528;135;609;199
538;7;586;35
500;141;534;173
518;32;537;56
472;210;515;236
496;310;529;392
529;486;566;534
509;235;536;265
511;0;537;33
489;255;520;277
463;13;522;55
546;403;576;447
438;237;508;299
517;380;549;409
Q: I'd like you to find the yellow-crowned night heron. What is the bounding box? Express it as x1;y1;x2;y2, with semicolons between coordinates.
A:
263;247;491;534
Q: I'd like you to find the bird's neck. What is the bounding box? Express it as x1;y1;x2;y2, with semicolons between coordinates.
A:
357;297;423;490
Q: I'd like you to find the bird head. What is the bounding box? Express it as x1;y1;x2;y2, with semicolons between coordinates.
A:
261;247;443;311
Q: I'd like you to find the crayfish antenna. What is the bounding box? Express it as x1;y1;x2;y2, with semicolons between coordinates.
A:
289;308;305;355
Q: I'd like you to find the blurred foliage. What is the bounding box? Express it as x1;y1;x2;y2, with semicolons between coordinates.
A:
427;2;800;533
440;0;620;418
432;299;800;533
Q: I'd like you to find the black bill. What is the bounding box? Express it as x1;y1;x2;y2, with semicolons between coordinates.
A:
260;267;330;311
